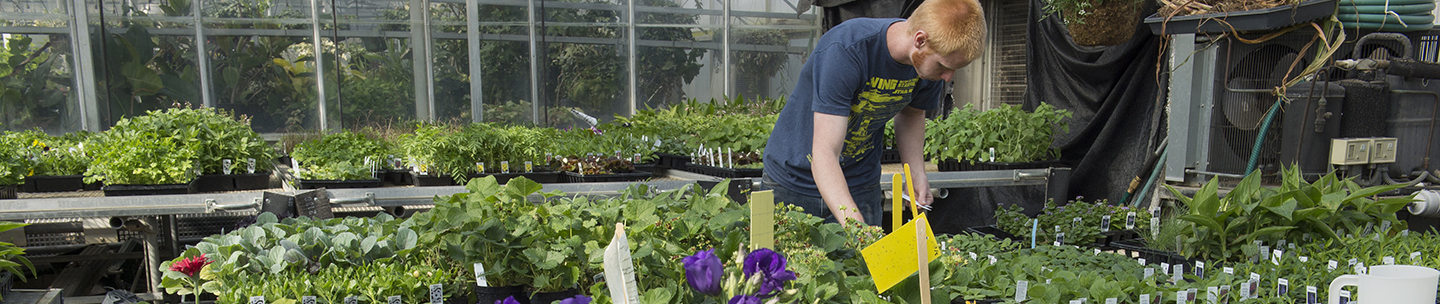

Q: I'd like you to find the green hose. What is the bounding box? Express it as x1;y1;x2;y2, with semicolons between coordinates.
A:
1245;100;1282;175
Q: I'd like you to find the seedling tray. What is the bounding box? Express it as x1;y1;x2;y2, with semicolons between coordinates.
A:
298;179;383;189
937;158;1068;172
1113;239;1200;267
195;175;235;192
103;182;196;196
880;149;901;164
21;175;85;192
1144;0;1337;35
563;170;652;183
233;173;272;190
386;169;415;186
0;185;15;199
683;164;764;178
410;172;456;186
655;153;691;169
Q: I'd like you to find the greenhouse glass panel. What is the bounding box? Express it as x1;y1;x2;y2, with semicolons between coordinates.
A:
729;14;815;101
636;26;714;109
429;2;471;123
88;0;208;125
200;0;317;132
0;32;84;133
327;0;415;128
538;0;628;127
475;26;532;125
636;0;717;26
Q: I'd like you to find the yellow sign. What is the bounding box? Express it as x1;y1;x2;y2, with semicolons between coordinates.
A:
862;213;941;293
750;190;775;250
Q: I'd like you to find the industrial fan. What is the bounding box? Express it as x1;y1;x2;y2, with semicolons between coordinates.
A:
1207;34;1310;176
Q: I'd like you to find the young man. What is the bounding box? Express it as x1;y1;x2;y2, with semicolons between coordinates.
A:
762;0;986;226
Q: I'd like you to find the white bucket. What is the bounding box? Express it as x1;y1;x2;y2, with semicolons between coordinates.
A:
1328;264;1440;304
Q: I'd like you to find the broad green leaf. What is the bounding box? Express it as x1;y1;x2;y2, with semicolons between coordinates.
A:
1343;183;1407;205
1178;215;1223;234
1262;198;1298;221
1236;226;1294;243
1194;176;1221;217
395;228;418;250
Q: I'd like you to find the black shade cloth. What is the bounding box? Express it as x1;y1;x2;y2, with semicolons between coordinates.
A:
1023;0;1168;206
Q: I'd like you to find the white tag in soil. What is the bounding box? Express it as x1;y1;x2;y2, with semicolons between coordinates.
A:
1248;280;1260;298
1278;278;1289;296
1260;245;1271;260
1403;230;1410;237
430;284;444;304
1161;263;1170;275
250;296;265;304
1172;264;1183;282
1015;280;1028;302
1176;290;1188;304
302;296;316;304
1101;215;1111;232
1195;261;1205;279
291;158;300;170
1207;286;1218;303
1144;267;1154;279
1139;294;1150;304
1384;256;1395;265
1055;232;1064;246
1306;286;1318;304
388;296;401;304
1151;215;1161;237
1105;298;1116;304
345;296;358;304
969;252;977;261
1126;212;1136;229
1339;290;1350;304
1219;285;1231;299
1138;258;1146;265
1223;267;1233;275
474;263;488;287
1329;260;1339;271
1094;248;1101;256
1412;252;1422;265
1239;281;1252;299
223;159;233;175
524;161;533;173
1300;256;1309;263
1273;249;1283;265
1355;262;1366;275
1070;300;1083;304
501;161;510;173
1381;220;1392;233
988;255;997;265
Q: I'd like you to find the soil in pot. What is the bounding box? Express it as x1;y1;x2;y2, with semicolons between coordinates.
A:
1065;0;1143;46
474;285;529;304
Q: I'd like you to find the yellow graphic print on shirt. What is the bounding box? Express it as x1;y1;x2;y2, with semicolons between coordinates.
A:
842;76;918;161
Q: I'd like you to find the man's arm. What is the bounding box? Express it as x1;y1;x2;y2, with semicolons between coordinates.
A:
813;112;864;225
893;106;933;206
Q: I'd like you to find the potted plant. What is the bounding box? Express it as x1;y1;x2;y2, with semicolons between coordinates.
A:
925;104;1072;171
5;130;93;192
85;130;199;196
290;131;389;189
397;123;460;186
1041;0;1148;46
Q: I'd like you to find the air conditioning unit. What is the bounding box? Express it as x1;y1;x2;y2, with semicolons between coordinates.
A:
1204;27;1317;176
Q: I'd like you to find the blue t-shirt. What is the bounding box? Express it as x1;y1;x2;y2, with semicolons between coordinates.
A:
763;17;944;197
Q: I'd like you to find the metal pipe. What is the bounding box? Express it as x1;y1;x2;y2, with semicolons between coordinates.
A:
193;0;213;107
311;0;329;130
626;0;637;116
527;0;541;124
467;0;484;122
1185;169;1247;179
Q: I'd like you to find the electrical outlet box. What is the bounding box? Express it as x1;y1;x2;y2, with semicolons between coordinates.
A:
1330;138;1372;165
1370;137;1397;164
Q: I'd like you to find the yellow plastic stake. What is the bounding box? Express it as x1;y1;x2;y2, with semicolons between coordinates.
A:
916;216;932;304
750;190;776;250
903;163;919;218
892;174;904;232
862;213;941;293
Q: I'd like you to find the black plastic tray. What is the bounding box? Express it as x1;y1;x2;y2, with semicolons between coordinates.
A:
1145;0;1337;35
937;158;1068;172
386;169;414;186
410;172;456;186
103;182;196;196
880;149;901;164
298;179;383;189
233;173;272;190
0;185;15;199
655;153;691;169
469;171;563;184
21;175;85;192
563;170;652;183
195;175;235;192
683;164;764;178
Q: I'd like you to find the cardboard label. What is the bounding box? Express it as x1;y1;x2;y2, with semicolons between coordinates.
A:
1073;217;1082;225
1354;262;1366;275
862;214;940;293
1015;280;1028;302
750;190;775;250
1260;246;1271;260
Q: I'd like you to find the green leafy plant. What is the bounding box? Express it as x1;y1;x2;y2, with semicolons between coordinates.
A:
405;176;565;288
0;136;28;185
5;130;92;176
85;130;197;185
925;104;1071;163
0;221;36;302
995;198;1153;247
291;131;391;180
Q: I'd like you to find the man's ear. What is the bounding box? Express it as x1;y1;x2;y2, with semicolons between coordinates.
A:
913;30;929;49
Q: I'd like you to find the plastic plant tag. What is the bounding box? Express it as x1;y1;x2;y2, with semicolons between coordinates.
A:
1161;263;1170;275
1239;281;1251;299
524;161;533;173
1219;285;1231;299
1306;286;1318;304
1402;230;1410;236
1172;264;1183;282
1381;220;1392;233
1094;248;1101;256
388;296;401;304
1289;242;1297;249
1329;260;1338;271
1070;300;1082;304
1151;215;1161;237
1101;215;1111;232
1384;256;1395;265
250;296;265;304
1073;217;1082;225
1277;239;1286;248
1273;249;1283;265
1144;267;1154;279
430;284;443;304
1106;298;1117;304
633;153;641;164
1354;262;1366;275
1015;280;1028;302
302;296;316;304
1207;286;1217;303
969;252;978;261
501;161;510;174
1126;212;1137;229
1223;267;1233;275
1188;288;1197;302
1339;290;1350;304
1248;280;1259;298
345;296;358;304
1278;278;1289;296
1176;290;1187;304
247;158;256;174
1251;272;1261;282
603;223;641;304
1300;256;1309;263
223;159;233;175
1139;294;1150;304
1138;258;1146;265
1055;232;1064;246
1412;252;1422;264
1195;261;1204;279
476;162;485;173
1260;246;1271;260
989;255;996;265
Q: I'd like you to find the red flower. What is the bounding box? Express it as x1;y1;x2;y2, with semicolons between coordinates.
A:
170;254;211;277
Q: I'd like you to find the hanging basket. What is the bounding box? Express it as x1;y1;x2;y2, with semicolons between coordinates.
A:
1064;0;1143;46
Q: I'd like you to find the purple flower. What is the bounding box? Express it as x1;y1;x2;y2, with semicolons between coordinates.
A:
495;296;521;304
742;248;797;298
557;295;592;304
682;249;723;296
729;295;761;304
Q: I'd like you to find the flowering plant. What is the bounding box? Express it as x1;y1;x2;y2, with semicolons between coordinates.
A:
683;247;799;304
496;294;592;304
159;252;214;302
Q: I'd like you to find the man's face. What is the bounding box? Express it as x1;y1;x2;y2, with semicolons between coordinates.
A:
909;46;971;82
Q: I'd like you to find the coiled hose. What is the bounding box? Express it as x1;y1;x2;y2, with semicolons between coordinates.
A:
1337;0;1436;31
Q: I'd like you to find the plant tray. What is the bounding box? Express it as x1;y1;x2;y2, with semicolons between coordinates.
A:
469;171;563;184
937;158;1068;172
195;175;235;192
563;170;652;183
634;163;664;176
298;179;383;189
1112;239;1200;267
103;182;196;196
386;169;415;186
880;149;901;164
21;175;85;192
0;185;15;199
232;173;272;190
1144;0;1337;35
1098;229;1142;248
683;164;764;178
410;172;456;186
655;153;692;169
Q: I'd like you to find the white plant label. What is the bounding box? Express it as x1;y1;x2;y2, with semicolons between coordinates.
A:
1248;280;1260;299
1101;215;1111;232
1381;220;1391;233
1195;261;1205;279
1339;290;1350;304
1151;216;1161;237
302;296;316;304
1306;286;1318;304
989;255;997;265
1070;300;1082;304
1138;294;1150;304
1138;258;1146;265
1055;232;1064;246
1188;288;1197;302
223;159;233;175
1172;264;1183;282
388;296;401;304
1094;248;1101;256
1015;280;1028;302
1384;256;1395;265
1223;267;1233;275
501;161;510;173
1278;278;1289;296
1106;298;1116;304
524;161;533;173
247;158;256;174
1207;286;1218;303
291;158;299;170
430;284;444;303
1412;252;1423;264
1300;256;1309;263
1289;242;1296;249
1239;282;1251;300
1273;249;1283;265
1277;239;1287;248
345;296;358;304
1161;262;1170;275
1403;230;1410;237
1126;212;1137;229
1176;291;1187;304
1260;246;1271;260
1069;218;1078;227
1329;260;1338;271
250;296;265;304
1144;267;1154;279
474;263;488;287
1349;258;1357;266
1219;285;1231;299
1355;262;1366;275
969;252;978;261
